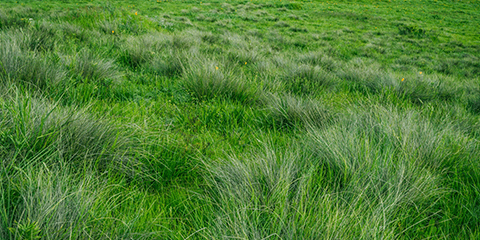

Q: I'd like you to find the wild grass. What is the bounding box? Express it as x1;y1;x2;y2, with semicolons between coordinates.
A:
205;105;480;238
120;33;172;68
280;63;335;94
1;0;479;238
63;48;122;82
28;21;60;52
0;86;148;240
265;93;332;129
0;8;31;29
182;57;260;104
307;106;480;238
1;165;102;240
0;88;127;169
297;51;338;71
0;30;66;90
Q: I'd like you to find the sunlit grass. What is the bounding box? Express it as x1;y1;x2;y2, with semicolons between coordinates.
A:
1;0;479;239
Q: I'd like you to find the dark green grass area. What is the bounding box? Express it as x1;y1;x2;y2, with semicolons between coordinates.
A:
1;0;480;239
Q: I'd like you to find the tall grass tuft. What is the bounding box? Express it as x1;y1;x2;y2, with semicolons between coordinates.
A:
120;33;171;68
0;88;130;240
0;165;103;240
307;105;479;238
0;89;128;170
182;57;260;104
28;21;60;52
148;50;185;77
265;93;332;129
0;30;66;90
0;8;30;29
0;88;167;240
335;58;396;94
120;33;189;76
223;32;270;65
395;73;456;103
62;48;122;82
227;48;263;66
205;146;307;238
205;105;479;238
297;50;338;71
281;63;336;93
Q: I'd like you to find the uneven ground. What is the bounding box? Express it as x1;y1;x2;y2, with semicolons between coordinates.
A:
1;0;480;239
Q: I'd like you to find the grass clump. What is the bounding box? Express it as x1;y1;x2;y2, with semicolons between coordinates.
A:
397;22;427;38
265;93;332;130
148;50;184;77
120;33;185;76
0;89;127;170
396;73;456;103
1;165;104;240
205;145;309;239
0;8;30;29
335;59;396;94
227;48;262;66
28;21;60;53
307;106;480;238
0;87;139;240
297;51;338;71
274;21;290;28
63;48;122;82
206;108;452;238
281;63;335;93
466;90;480;114
120;33;171;68
0;30;66;90
182;57;260;104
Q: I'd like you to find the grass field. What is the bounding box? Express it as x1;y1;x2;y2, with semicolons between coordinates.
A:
1;0;480;239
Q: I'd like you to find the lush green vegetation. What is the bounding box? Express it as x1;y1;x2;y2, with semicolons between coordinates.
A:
1;0;479;238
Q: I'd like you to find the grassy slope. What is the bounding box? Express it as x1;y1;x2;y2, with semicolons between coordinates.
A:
1;0;480;239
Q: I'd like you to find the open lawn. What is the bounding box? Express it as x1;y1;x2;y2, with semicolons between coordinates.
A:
1;0;480;239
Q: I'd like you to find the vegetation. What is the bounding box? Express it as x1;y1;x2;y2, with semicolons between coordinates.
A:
1;0;479;239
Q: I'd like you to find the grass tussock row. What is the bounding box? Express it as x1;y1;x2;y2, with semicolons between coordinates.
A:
114;27;477;113
308;106;480;237
278;53;475;106
0;29;122;93
334;58;457;103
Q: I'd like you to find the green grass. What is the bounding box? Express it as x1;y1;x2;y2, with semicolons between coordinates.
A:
0;0;479;239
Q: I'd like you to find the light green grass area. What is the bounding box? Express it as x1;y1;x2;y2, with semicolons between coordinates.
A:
1;0;479;239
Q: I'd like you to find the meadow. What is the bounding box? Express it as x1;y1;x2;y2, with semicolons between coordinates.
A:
0;0;479;239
